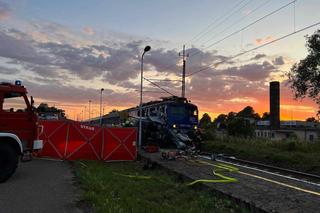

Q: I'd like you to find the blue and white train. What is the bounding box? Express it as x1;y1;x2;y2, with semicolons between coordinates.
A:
91;96;200;149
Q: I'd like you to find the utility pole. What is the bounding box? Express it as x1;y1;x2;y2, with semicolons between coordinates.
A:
100;88;104;126
179;45;189;98
88;100;91;120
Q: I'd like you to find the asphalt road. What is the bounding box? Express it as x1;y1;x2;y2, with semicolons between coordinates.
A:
0;159;83;213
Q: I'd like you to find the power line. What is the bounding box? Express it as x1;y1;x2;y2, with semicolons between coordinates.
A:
199;0;272;48
143;77;176;96
187;0;251;45
189;0;296;57
187;20;320;77
135;90;169;94
155;0;250;74
146;78;182;82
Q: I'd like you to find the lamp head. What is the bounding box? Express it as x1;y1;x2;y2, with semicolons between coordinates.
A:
144;46;151;52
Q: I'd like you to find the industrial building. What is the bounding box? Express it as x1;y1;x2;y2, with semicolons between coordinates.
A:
255;81;319;142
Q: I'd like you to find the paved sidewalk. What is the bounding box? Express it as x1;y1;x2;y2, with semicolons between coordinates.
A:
0;159;82;213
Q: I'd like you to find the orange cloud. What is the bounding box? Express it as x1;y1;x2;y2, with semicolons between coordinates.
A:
255;36;273;45
82;26;95;36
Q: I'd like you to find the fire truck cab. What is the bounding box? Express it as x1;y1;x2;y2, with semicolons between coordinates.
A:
0;81;43;182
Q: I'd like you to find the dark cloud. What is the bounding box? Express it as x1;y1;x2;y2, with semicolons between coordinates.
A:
221;61;276;81
186;73;267;112
146;48;180;75
185;60;275;109
0;28;238;87
188;47;231;67
0;26;286;113
272;56;285;65
251;54;266;60
0;78;138;107
0;65;19;75
0;31;51;65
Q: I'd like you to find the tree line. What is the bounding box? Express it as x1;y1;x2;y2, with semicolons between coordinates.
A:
199;106;318;137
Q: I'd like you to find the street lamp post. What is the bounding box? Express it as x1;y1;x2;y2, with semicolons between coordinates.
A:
138;45;151;151
88;100;92;120
100;88;104;126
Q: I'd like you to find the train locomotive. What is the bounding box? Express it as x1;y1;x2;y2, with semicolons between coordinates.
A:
93;96;201;149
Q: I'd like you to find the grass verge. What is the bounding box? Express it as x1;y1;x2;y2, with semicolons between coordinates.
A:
202;137;320;175
74;161;248;213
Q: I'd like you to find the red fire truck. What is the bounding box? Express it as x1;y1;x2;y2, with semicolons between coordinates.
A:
0;81;43;182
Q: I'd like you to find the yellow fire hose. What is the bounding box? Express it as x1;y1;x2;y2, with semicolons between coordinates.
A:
186;161;238;186
112;160;239;186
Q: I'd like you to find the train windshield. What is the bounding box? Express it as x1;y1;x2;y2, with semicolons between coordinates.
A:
170;106;186;116
169;105;198;118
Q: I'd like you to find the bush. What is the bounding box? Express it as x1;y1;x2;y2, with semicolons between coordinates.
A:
201;136;320;175
202;128;216;140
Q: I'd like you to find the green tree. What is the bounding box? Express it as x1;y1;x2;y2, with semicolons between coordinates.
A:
306;117;319;122
237;106;260;120
213;114;227;129
287;29;320;116
227;117;254;137
226;112;237;123
36;103;66;118
261;112;270;120
199;113;212;129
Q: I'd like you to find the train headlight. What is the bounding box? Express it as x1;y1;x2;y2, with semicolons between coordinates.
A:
194;125;197;130
173;124;177;128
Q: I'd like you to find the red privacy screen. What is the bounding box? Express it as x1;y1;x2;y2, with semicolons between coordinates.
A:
38;120;137;161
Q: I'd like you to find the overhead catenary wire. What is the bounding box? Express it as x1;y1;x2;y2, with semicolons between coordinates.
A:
189;0;297;57
159;0;251;75
135;90;169;94
143;77;176;96
187;0;247;44
293;0;296;32
150;0;271;82
187;0;252;45
146;78;182;82
143;0;303;96
197;0;273;49
187;20;320;77
158;0;264;74
156;0;294;83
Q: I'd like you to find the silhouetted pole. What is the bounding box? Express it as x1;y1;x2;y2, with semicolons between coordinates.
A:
139;46;151;151
179;45;189;98
100;88;104;126
88;100;91;120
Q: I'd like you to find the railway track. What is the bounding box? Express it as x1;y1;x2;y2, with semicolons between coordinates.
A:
199;152;320;186
141;150;320;212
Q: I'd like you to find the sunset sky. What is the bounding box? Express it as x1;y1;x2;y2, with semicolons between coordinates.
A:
0;0;319;120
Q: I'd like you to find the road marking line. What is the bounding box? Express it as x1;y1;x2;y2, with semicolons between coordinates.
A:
238;171;320;196
197;159;320;196
215;159;320;188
